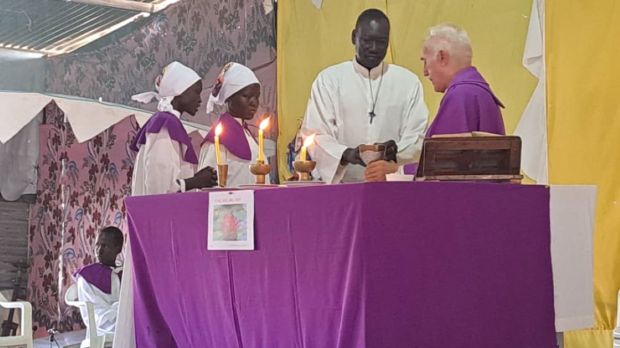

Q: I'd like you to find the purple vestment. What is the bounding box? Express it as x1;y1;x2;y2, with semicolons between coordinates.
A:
74;263;122;295
404;67;506;174
201;112;252;161
426;66;505;137
130;111;198;164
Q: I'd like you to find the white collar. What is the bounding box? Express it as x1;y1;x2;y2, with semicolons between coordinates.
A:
352;58;386;80
112;261;123;273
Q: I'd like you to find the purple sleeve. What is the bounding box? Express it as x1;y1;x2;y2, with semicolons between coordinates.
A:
476;91;505;135
428;86;505;136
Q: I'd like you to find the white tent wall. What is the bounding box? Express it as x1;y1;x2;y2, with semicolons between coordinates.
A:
0;114;40;201
0;49;46;92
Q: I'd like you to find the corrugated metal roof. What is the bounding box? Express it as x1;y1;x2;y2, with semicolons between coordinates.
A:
0;0;151;56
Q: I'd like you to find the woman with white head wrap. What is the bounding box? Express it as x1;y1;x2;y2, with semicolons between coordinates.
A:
130;61;218;194
199;62;270;186
114;61;217;348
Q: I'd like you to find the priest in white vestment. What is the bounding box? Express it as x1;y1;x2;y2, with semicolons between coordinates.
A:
114;62;217;348
301;9;428;184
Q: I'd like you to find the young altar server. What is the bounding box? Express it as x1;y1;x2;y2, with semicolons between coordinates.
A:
74;226;123;336
114;61;217;348
198;62;270;186
130;61;218;194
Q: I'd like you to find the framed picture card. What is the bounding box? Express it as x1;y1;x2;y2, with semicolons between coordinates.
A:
208;190;255;250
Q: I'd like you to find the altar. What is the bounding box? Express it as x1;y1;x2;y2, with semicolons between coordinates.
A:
125;182;563;347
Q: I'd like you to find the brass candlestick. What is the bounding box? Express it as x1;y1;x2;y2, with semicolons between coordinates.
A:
293;160;316;181
217;164;228;187
249;161;271;184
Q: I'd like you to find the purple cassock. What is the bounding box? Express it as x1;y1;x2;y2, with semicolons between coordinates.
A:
404;67;505;175
426;66;505;137
74;263;121;294
130;111;198;164
201;112;253;161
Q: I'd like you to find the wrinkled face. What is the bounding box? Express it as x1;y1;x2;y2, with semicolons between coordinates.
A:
353;19;390;69
227;83;261;120
95;232;122;267
420;45;452;93
421;45;451;93
173;80;203;116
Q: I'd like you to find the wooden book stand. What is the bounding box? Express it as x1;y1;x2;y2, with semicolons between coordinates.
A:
415;133;523;183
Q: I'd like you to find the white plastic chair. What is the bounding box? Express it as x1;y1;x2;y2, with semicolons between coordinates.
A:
64;284;113;348
0;292;33;348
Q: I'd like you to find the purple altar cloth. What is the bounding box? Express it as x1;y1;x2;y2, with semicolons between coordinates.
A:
125;182;556;348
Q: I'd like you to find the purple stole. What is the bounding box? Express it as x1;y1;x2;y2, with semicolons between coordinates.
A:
130;111;198;164
201;113;252;161
74;263;121;295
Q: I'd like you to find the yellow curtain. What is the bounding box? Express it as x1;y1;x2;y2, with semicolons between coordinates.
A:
277;0;536;181
546;1;620;347
277;1;620;346
276;0;388;180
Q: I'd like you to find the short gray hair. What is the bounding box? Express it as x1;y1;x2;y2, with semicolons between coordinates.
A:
424;24;472;62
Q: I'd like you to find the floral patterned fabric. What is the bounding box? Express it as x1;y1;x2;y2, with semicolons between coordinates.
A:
28;102;137;336
28;0;276;336
45;0;277;129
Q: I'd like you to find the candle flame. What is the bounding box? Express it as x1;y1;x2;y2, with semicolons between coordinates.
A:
259;117;270;130
215;123;223;136
303;134;316;147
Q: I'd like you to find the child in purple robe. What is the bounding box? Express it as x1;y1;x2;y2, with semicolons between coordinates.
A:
198;62;270;186
74;226;124;336
119;61;219;348
130;61;218;195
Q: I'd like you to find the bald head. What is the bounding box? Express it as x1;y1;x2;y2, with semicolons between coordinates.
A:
420;24;473;92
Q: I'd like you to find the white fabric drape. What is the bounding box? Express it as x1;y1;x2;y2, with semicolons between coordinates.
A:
550;185;596;332
514;0;548;184
310;0;323;9
0;92;51;144
0;91;207;145
0;114;40;201
0;92;207;201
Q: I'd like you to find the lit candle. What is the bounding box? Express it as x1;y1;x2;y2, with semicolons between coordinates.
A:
300;134;315;161
214;123;223;165
258;117;270;162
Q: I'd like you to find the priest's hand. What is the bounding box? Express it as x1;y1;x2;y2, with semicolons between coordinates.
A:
341;147;365;166
364;160;399;182
375;140;398;162
185;166;218;190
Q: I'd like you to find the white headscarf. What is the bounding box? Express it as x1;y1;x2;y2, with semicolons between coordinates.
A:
206;62;260;114
131;61;201;114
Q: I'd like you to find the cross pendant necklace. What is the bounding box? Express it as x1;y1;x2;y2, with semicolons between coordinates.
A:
368;63;384;124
